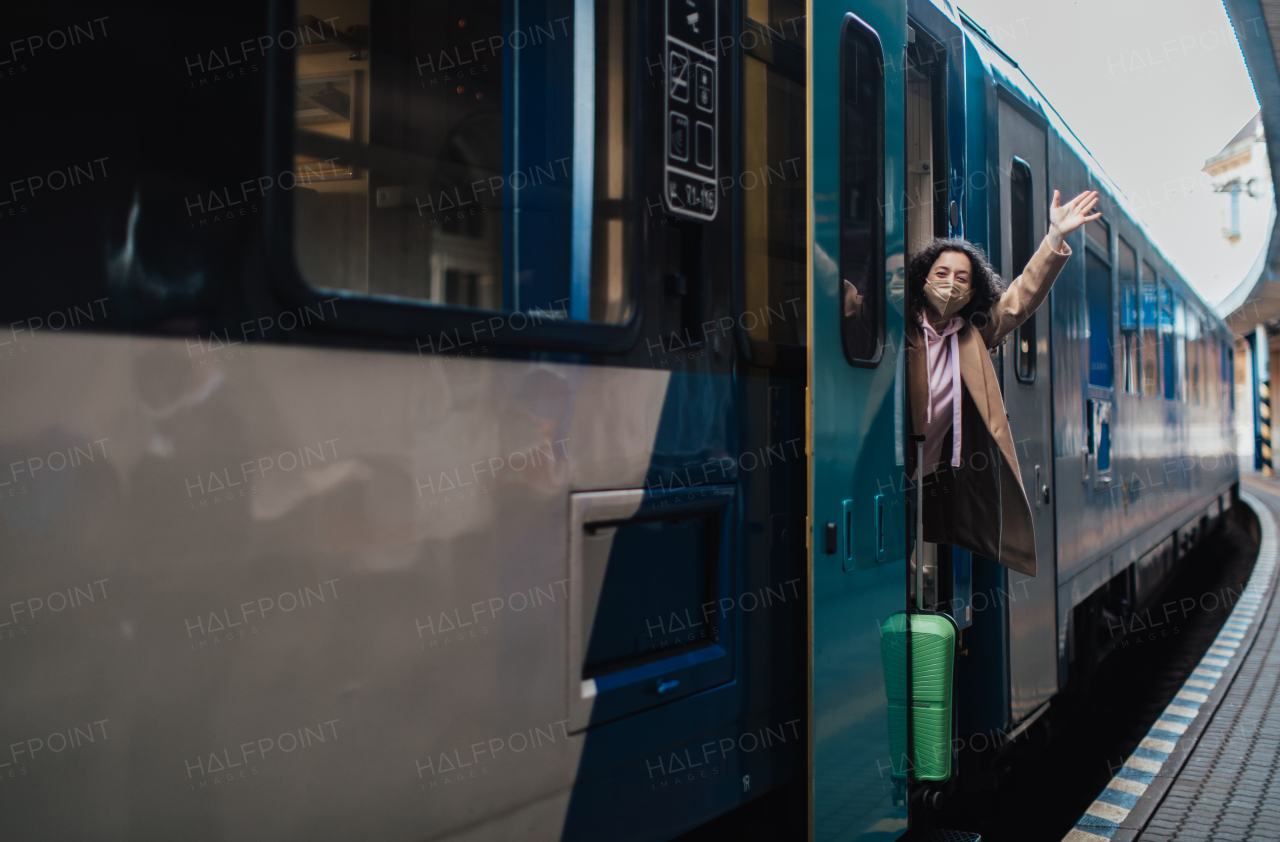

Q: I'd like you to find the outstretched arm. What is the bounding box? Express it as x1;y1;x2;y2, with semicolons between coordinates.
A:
981;189;1102;347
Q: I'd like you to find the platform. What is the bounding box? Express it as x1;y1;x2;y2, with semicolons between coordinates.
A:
1062;476;1280;841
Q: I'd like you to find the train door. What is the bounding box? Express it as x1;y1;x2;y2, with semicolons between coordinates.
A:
808;1;907;839
902;0;968;633
996;94;1059;722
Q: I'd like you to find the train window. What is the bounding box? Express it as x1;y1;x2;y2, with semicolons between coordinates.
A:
1226;342;1235;409
1197;319;1208;405
1011;158;1035;383
1173;291;1187;402
1187;314;1201;404
1205;337;1212;407
291;0;633;323
1160;281;1176;400
1118;238;1138;394
1085;250;1112;389
1200;322;1209;405
1086;216;1110;256
838;13;885;366
1141;261;1160;397
742;0;807;347
1206;329;1219;407
1223;340;1233;409
904;31;943;258
583;516;715;675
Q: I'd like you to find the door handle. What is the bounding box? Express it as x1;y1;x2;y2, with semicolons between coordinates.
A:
873;494;886;563
839;498;868;571
841;499;854;570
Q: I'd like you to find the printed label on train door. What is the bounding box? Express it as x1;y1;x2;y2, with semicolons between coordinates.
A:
664;0;717;220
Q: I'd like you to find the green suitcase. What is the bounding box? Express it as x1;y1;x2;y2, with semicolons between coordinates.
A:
880;612;957;781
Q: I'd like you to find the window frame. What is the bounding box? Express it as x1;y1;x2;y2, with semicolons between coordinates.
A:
1140;258;1161;398
1117;236;1138;395
1188;311;1202;405
836;11;886;369
1226;341;1235;409
1010;157;1036;384
732;10;809;370
1085;215;1111;257
261;0;644;355
1173;290;1188;402
1158;278;1179;401
1083;216;1113;391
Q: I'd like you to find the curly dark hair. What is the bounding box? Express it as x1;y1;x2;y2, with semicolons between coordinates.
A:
906;238;1006;329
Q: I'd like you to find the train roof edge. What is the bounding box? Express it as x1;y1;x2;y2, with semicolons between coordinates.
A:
919;0;1236;339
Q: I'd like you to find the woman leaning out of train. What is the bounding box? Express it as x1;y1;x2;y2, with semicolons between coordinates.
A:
907;189;1101;578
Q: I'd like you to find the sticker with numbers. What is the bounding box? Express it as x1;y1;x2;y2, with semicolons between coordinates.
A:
664;0;717;220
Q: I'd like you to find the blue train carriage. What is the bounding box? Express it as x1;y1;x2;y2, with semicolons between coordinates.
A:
956;2;1238;739
0;1;1240;841
809;0;1238;838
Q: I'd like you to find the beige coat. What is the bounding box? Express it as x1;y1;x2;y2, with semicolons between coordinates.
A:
906;237;1072;577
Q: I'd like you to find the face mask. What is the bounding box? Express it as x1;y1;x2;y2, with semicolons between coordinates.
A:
923;276;972;320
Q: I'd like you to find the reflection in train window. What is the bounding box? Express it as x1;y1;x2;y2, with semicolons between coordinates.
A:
1187;314;1201;405
1220;340;1230;407
1141;260;1160;397
1174;294;1188;402
584;516;717;676
1085;249;1112;389
1118;238;1138;394
1205;324;1213;405
742;0;807;347
1010;158;1035;383
1204;322;1217;406
1086;216;1110;257
838;13;885;366
292;0;632;322
1225;343;1235;409
1160;281;1176;400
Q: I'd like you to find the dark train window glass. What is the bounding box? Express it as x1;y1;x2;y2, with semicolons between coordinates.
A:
1160;282;1176;399
838;14;885;366
1226;343;1235;409
1118;238;1138;394
292;0;633;323
742;0;807;346
1086;215;1110;255
1011;159;1035;383
1188;314;1201;405
1223;340;1233;406
1174;295;1188;402
1206;329;1218;407
1140;260;1159;396
1192;319;1203;404
1086;251;1112;388
584;515;716;675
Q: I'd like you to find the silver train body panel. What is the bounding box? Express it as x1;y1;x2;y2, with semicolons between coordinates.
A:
0;331;673;840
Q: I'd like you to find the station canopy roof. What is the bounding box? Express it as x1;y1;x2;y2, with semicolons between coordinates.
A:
1219;1;1280;336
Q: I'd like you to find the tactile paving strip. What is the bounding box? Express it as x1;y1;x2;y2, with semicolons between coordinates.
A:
1061;488;1279;842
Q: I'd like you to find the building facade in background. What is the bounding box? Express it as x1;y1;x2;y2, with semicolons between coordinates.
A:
1210;112;1277;473
1204;112;1270;247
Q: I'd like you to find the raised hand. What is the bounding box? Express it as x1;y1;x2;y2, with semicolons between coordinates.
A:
1048;189;1102;250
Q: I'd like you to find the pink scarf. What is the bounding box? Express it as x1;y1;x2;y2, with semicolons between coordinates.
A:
918;312;964;469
